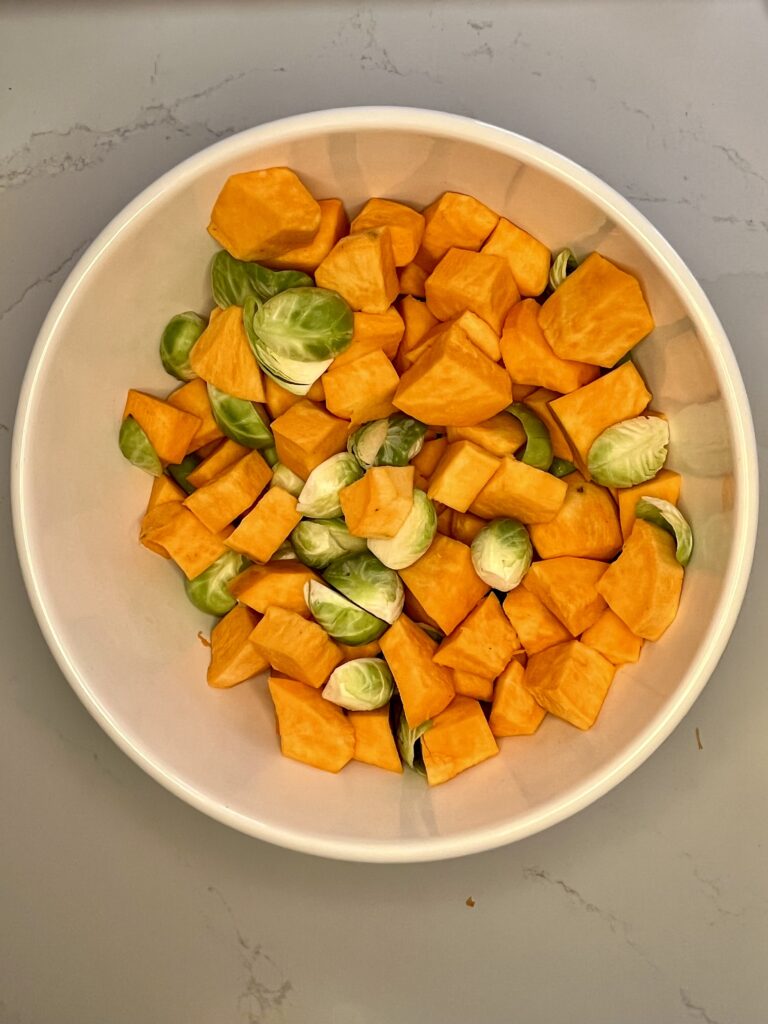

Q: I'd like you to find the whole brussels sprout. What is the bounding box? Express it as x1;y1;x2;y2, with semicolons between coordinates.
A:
587;416;669;487
304;580;387;645
348;414;427;469
159;311;205;382
211;250;312;308
291;517;368;570
207;383;273;449
119;416;162;476
184;551;249;616
367;490;437;570
322;658;395;711
470;518;533;591
323;551;404;625
296;453;363;518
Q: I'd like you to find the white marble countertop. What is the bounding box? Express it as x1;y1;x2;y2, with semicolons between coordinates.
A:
2;3;766;1022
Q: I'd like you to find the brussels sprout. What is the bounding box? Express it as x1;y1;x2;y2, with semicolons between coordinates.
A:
207;383;273;449
296;453;363;518
635;497;694;566
587;416;669;487
159;311;205;382
396;709;433;774
243;296;334;396
348;414;427;469
167;453;200;494
367;490;437;570
322;658;395;711
506;403;553;471
304;580;387;645
272;540;297;561
415;622;443;643
550;457;576;478
251;287;354;362
119;416;163;476
261;444;279;468
549;248;578;290
211;250;312;308
323;552;404;624
290;517;368;570
270;462;304;497
471;518;533;591
184;551;249;616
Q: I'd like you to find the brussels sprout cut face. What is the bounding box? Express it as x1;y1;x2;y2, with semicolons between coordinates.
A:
323;552;404;624
184;551;249;616
159;311;205;382
290;518;368;570
587;416;669;487
367;490;437;570
270;463;305;498
305;580;387;645
251;287;354;361
471;518;533;591
396;710;433;774
207;383;273;449
635;496;694;566
296;453;363;518
211;250;312;308
119;416;163;476
506;403;553;471
348;414;427;469
322;659;395;711
242;295;338;395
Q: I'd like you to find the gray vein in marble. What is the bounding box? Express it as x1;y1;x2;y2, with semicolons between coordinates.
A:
0;240;89;325
680;989;726;1024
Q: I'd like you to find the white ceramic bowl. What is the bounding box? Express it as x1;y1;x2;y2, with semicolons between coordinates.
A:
12;108;758;862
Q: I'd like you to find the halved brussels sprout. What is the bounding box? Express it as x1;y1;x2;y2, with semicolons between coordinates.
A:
323;551;404;624
296;453;363;518
367;490;437;570
304;580;387;645
396;709;433;774
261;444;279;468
550;457;576;478
587;416;669;487
119;416;162;476
243;296;334;396
211;250;312;308
167;453;200;494
270;462;305;497
471;518;533;591
159;311;205;382
549;248;578;290
290;517;368;570
184;551;249;616
635;496;694;566
207;383;273;449
322;658;395;711
251;287;354;362
507;403;553;471
348;414;427;469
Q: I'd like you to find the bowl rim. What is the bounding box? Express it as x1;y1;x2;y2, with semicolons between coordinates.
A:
11;105;759;863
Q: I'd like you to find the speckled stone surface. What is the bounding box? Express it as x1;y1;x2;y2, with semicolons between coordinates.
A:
1;4;766;1022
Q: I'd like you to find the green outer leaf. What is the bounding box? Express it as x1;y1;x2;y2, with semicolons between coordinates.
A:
549;248;578;290
119;416;163;476
367;490;437;570
396;710;433;773
290;518;368;570
304;580;387;645
550;457;576;478
348;414;427;469
184;552;249;616
322;659;395;711
296;453;364;518
587;416;669;487
211;250;312;308
251;287;354;361
322;551;404;624
270;462;305;497
470;518;533;591
506;403;553;471
272;540;297;561
635;496;694;566
159;311;205;382
243;296;332;395
207;383;273;449
167;453;200;494
261;445;279;468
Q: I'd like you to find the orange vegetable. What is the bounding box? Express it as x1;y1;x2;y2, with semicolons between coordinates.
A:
500;299;599;394
337;639;382;662
186;439;249;489
525;640;616;730
349;705;403;773
207;604;269;688
379;614;455;728
183;449;272;534
250;607;343;688
434;593;521;677
418;191;499;271
427;440;500;513
446;413;526;458
268;675;354;773
146;474;185;512
123;389;201;465
229;561;321;618
422;696;499;785
522;388;574;462
452;671;495;702
398;261;428;297
263;198;349;273
322;350;400;422
140;505;230;579
225;486;302;563
470;457;567;524
481;218;551;297
489;659;547;737
350;198;425;266
188;306;265;402
451;511;487;546
399;534;489;635
139;501;183;558
502;587;571;655
425;248;520;335
523;556;608;636
315;227;399;314
165;377;225;452
452;310;502;362
340;466;414;539
580;608;644;665
617;468;681;539
332;308;404;369
271;399;348;479
411;437;448;478
529;472;623;560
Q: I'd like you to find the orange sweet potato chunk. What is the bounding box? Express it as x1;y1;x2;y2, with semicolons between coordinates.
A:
412;437;448;478
481;218;551;297
188;305;265;402
251;607;343;688
402;588;443;633
146;474;185;512
453;310;501;362
183;449;272;534
229;561;321;617
451;512;487;546
529;472;623;560
396;295;439;370
525;640;616;730
315;227;399;314
580;608;644;665
268;675;354;773
263;198;349;273
139;501;183;558
339;466;414;539
322;350;400;422
597;519;684;641
418;191;500;271
271;400;349;479
446;413;526;458
225;486;301;563
500;299;599;394
398;261;428;298
337;639;382;662
433;594;521;677
141;505;230;579
425;248;520;335
351;198;425;266
399;535;489;635
166;378;225;452
427;440;500;513
379;614;455;728
422;696;499;786
470;457;567;524
263;377;304;419
502;588;571;655
349;705;403;773
207;604;269;688
123;390;201;465
539;252;654;367
186;439;249;488
435;507;454;537
332;307;404;369
617;469;682;539
523;557;608;636
489;659;547;737
523;388;574;461
452;671;495;702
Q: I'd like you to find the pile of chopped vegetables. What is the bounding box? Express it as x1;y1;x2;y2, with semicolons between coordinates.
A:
119;167;693;785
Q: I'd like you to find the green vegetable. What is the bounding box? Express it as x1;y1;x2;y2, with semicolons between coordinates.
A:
159;311;206;382
211;250;312;308
396;710;432;774
635;497;693;566
290;517;368;570
549;248;578;290
323;551;404;625
207;383;273;449
261;445;279;468
550;457;576;478
348;414;427;469
304;580;387;645
270;462;305;497
296;453;363;518
184;551;249;616
243;295;334;396
587;416;669;487
367;489;437;570
167;453;200;494
470;518;533;591
506;403;553;471
250;287;354;362
322;659;395;711
119;416;162;476
272;540;297;561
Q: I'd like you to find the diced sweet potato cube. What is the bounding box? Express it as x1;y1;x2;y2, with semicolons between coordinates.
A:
139;501;183;558
123;389;201;465
418;191;500;271
268;674;354;773
434;593;521;677
452;671;495;702
183;449;272;533
525;640;616;730
489;659;547;737
339;466;414;539
451;512;487;545
315;227;399;314
263;377;303;419
523;388;574;461
548;363;652;474
425;248;520;335
398;261;428;298
580;608;644;665
501;299;599;394
399;534;489;635
188;305;265;402
271;399;348;479
523;557;608;636
396;295;439;372
435;507;454;537
166;377;225;452
351;198;425;266
229;561;320;617
332;307;404;369
263;198;349;273
446;413;526;458
322;350;400;422
403;588;442;634
251;607;342;687
225;486;301;563
207;604;269;688
186;439;249;488
617;469;682;539
454;311;501;362
379;614;455;728
597;519;684;641
422;696;499;785
394;326;512;427
481;218;550;297
412;437;448;478
529;472;623;560
208;167;321;262
511;383;537;401
349;705;403;773
470;457;567;524
539;252;654;367
146;474;185;512
427;440;500;513
337;639;382;662
502;587;571;655
141;505;230;578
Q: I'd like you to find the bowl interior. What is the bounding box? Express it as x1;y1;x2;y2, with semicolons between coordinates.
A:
14;109;755;861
